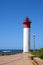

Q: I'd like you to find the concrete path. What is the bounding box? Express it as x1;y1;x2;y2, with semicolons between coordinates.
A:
0;53;37;65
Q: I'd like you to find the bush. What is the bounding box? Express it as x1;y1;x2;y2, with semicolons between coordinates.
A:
31;48;43;59
39;53;43;59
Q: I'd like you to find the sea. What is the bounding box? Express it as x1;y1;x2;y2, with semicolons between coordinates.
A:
0;49;23;56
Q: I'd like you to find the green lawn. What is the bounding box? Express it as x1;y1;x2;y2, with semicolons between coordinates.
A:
31;48;43;59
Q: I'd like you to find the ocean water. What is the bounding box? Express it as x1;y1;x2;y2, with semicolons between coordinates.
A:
0;49;23;55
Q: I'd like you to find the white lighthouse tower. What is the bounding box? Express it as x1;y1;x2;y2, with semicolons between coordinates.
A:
23;16;31;52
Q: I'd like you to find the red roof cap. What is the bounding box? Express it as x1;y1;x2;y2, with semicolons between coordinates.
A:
23;16;31;28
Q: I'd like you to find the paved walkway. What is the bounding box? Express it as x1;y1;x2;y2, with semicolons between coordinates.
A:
0;53;37;65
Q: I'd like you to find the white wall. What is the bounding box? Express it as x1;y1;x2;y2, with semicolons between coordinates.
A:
23;28;30;52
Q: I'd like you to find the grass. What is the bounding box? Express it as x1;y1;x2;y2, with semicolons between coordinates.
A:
31;48;43;59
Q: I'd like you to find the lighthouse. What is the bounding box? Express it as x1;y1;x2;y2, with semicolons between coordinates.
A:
23;16;31;52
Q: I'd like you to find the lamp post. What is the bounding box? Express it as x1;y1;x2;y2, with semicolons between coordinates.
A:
33;34;35;51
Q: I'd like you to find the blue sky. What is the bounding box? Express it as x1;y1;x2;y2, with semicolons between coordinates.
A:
0;0;43;49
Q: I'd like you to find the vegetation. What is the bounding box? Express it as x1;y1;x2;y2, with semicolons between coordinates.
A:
31;48;43;59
